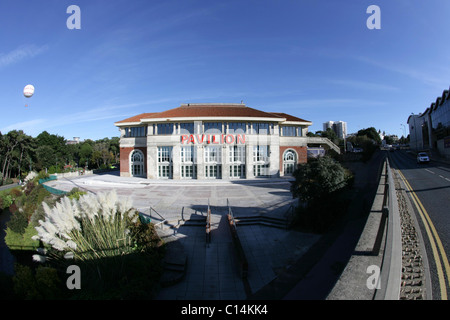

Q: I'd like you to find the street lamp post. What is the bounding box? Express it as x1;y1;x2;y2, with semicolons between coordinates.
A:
400;123;406;138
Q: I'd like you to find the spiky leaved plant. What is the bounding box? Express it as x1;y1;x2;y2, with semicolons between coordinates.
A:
33;190;138;262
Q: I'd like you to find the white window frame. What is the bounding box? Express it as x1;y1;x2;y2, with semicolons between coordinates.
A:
129;149;145;177
157;146;173;179
283;149;297;175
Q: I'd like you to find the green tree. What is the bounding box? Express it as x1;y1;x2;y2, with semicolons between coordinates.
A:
291;156;350;203
321;128;338;142
1;130;33;181
290;156;353;233
36;131;69;167
79;142;93;168
36;145;55;171
109;137;120;163
357;127;382;145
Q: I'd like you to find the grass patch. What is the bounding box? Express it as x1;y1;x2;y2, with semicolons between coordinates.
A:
4;222;40;250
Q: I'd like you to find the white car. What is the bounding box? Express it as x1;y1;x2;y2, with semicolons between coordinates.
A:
417;152;430;164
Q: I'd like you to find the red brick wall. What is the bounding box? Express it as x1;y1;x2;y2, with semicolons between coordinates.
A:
120;147;147;174
279;146;307;174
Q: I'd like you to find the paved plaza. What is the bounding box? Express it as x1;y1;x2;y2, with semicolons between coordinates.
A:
47;172;320;300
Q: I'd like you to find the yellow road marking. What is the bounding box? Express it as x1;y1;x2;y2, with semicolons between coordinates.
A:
396;169;449;300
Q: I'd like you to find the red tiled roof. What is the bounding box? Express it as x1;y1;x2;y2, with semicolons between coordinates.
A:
115;104;311;124
115;112;158;124
269;112;311;123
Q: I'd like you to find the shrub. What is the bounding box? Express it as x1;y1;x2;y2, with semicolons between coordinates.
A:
291;156;351;203
24;181;36;196
65;188;87;200
24;184;51;212
5;224;39;250
290;156;353;233
13;264;39;299
30;196;59;228
129;219;164;252
0;194;13;210
32;190;165;299
6;209;28;234
0;272;14;299
10;188;22;198
33;190;139;261
12;265;63;299
36;170;49;182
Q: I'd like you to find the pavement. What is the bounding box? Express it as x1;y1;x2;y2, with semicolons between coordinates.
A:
2;148;390;300
1;150;390;300
44;172;322;300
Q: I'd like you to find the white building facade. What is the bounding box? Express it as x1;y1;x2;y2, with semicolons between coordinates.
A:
114;103;337;180
407;87;450;158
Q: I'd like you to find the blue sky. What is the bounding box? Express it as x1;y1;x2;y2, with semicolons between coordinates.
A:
1;0;449;141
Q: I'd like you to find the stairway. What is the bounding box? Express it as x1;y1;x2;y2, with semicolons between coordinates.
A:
156;212;206;287
160;240;188;287
233;214;289;229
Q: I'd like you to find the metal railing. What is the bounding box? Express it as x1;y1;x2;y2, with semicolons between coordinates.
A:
206;199;211;244
372;160;389;255
227;198;235;226
306;136;341;154
148;206;167;228
226;198;248;279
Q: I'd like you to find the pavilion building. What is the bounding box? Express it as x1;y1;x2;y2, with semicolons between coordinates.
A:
114;103;339;179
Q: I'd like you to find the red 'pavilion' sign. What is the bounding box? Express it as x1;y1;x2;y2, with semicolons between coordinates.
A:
181;134;246;145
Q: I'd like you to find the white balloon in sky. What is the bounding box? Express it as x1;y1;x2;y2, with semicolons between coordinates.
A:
23;84;35;98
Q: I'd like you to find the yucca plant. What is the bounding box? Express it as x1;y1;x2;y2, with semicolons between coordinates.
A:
33;190;139;262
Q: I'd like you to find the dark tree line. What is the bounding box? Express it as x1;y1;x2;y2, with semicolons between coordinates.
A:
0;129;119;184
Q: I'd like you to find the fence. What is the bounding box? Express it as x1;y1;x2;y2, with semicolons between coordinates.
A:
206;199;211;244
227;199;248;279
327;155;402;300
38;175;68;195
38;175;57;184
372;160;389;255
374;157;402;300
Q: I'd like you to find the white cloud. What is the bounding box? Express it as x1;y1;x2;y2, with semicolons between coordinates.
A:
0;44;48;68
352;56;448;89
328;79;399;92
0;118;46;135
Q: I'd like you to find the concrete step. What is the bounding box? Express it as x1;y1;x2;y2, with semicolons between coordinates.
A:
234;215;288;229
160;241;188;287
180;216;207;227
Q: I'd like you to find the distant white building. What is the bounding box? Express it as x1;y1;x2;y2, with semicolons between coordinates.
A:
66;137;81;145
323;121;347;139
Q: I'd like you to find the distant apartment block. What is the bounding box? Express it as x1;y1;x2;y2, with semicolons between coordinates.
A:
323;121;347;139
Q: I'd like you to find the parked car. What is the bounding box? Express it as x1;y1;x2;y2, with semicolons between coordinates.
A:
417;152;430;164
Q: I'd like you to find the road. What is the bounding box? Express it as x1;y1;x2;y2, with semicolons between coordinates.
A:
389;150;450;300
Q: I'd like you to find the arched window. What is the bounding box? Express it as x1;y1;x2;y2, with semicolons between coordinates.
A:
130;149;145;177
283;149;297;175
